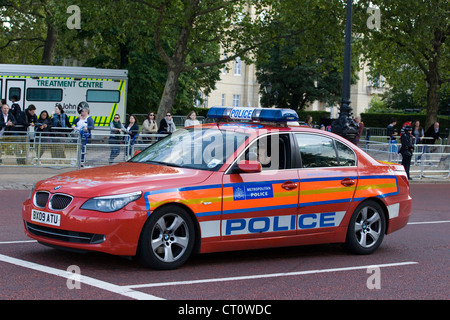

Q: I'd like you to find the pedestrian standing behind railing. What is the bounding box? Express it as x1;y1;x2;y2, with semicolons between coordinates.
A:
425;122;442;145
386;118;398;142
125;114;139;157
73;105;94;165
0;103;16;136
158;112;176;134
184;111;200;127
15;104;38;136
412;120;424;144
72;106;94;141
35;110;52;158
141;111;158;142
109;114;126;164
51;104;71;160
0;104;16;164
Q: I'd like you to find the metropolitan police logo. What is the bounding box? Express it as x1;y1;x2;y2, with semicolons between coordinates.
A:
233;183;274;201
233;186;246;201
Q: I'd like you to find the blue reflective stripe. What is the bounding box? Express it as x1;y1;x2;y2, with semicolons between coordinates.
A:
223;204;298;215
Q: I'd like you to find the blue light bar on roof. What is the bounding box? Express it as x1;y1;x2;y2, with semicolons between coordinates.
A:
207;106;299;122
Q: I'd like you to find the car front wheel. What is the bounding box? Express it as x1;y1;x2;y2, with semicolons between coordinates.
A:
137;205;195;270
344;200;386;255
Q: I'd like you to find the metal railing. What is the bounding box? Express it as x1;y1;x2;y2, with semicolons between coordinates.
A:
359;137;450;179
0;128;81;167
82;131;167;167
0;128;167;168
1;129;449;180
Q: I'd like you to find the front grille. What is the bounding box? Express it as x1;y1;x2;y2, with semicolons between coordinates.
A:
34;191;50;208
25;222;105;244
50;194;73;210
33;192;73;210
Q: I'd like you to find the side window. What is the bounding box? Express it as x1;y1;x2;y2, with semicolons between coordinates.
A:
335;140;356;166
86;90;120;103
238;134;291;171
27;88;63;101
9;87;21;101
295;133;338;168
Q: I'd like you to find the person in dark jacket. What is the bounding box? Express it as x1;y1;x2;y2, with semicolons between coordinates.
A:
9;95;22;120
15;104;38;134
50;104;71;160
400;125;415;180
424;122;441;145
158;112;176;134
0;104;16;163
0;103;16;135
125;114;139;157
35;110;53;158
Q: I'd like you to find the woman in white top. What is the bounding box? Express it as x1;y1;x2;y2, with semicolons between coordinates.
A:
184;111;200;127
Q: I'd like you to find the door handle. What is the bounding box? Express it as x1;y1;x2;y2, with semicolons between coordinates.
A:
281;181;298;190
341;178;355;187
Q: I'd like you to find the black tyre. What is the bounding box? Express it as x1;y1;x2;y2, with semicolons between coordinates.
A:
344;200;386;255
137;205;195;270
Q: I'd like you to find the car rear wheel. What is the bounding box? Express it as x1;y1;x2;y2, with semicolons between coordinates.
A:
344;200;386;255
137;205;195;270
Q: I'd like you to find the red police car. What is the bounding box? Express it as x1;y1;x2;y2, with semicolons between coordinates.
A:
22;107;412;269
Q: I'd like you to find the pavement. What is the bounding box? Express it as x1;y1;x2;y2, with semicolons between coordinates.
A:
0;166;75;190
0;165;449;190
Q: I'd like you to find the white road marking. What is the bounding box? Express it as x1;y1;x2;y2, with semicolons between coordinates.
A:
0;254;163;300
124;261;419;289
0;240;37;245
3;218;444;298
408;220;450;225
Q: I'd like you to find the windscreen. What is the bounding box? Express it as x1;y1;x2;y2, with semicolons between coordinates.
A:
130;127;250;171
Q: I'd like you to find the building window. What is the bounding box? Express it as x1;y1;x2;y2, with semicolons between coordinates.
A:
222;54;227;74
195;91;202;107
221;94;225;106
234;57;241;76
232;94;240;107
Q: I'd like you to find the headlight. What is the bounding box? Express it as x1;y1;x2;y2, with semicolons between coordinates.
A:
81;191;142;212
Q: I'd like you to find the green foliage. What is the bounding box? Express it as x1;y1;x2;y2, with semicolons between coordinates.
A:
355;0;450;128
255;0;361;111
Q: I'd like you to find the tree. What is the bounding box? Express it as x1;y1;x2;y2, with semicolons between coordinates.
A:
0;0;75;65
255;0;362;112
256;43;343;111
356;0;450;130
132;0;283;122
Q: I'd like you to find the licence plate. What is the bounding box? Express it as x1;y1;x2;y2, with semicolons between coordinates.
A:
31;209;61;227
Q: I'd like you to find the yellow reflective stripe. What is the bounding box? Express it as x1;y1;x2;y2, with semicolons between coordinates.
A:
105;80;125;125
300;187;352;196
356;183;397;191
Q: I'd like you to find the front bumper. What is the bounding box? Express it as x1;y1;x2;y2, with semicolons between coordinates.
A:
22;197;148;256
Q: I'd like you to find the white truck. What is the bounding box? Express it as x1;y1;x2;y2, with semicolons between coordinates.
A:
0;64;128;128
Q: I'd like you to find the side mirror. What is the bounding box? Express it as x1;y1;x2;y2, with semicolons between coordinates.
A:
238;160;262;173
133;150;142;157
